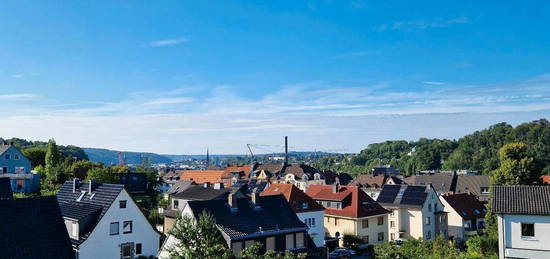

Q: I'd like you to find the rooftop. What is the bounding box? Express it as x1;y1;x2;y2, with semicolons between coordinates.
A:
261;183;324;213
377;184;432;209
441;193;486;220
492;185;550;215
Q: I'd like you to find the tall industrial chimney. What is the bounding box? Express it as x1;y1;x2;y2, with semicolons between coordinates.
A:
284;136;288;165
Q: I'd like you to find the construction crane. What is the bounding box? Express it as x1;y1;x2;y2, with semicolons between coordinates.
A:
246;144;254;158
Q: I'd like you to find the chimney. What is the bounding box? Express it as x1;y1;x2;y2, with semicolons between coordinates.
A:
88;181;94;194
284;136;288;166
251;192;260;207
228;193;238;212
214;182;223;190
203;182;210;189
332;183;339;193
73;178;80;193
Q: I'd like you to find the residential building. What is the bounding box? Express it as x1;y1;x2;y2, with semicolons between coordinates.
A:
455;174;491;203
178;169;226;184
165;180;195;196
493;186;550;259
0;143;40;193
349;174;404;200
261;183;326;247
306;184;390;246
440;193;486;242
118;172;148;194
372;165;400;176
323;170;353;185
250;163;325;191
159;194;310;258
57;179;160;259
377;184;448;241
0;196;75;259
404;171;491;202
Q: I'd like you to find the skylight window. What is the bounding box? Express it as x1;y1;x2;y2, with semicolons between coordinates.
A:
76;191;86;201
474;209;480;214
461;211;468;216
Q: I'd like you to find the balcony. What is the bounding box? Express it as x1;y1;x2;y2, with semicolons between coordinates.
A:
0;173;35;179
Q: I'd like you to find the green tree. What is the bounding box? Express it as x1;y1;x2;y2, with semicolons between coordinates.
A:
166;212;234;259
86;167;118;184
342;233;363;250
491;142;538;185
463;235;498;259
45;139;61;168
22;148;47;167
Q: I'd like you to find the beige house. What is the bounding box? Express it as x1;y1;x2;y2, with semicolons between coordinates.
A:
377;184;448;241
440;193;486;242
306;184;390;246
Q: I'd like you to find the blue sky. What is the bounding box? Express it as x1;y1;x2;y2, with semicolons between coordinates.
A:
1;0;550;154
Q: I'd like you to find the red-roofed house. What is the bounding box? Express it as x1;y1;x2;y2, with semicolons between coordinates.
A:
541;175;550;185
440;193;486;242
261;183;326;247
178;170;225;184
306;184;390;246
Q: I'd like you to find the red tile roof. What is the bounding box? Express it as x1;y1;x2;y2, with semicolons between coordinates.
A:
178;170;225;184
223;165;252;178
541;175;550;185
306;185;390;218
261;183;324;213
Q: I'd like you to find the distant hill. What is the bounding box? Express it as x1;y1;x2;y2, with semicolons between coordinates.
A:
83;148;173;165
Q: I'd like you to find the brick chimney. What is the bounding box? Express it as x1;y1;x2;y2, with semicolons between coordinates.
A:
228;193;238;212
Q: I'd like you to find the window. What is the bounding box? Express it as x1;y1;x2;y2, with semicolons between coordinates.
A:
391;233;395;240
425;217;431;225
121;243;133;259
377;216;384;225
4;154;10;160
480;187;489;194
286;233;295;249
302;202;308;209
245;240;255;248
296;232;305;248
362;219;369;228
390;221;395;228
123;221;133;234
174;200;179;209
390;210;394;217
232;242;243;255
120;200;127;208
2;167;7;174
427;231;431;239
428;204;432;212
327;201;332;208
378;232;384;241
521;223;535;237
16;180;24;190
14;154;19;160
71;222;78;238
15;167;25;174
478;221;485;229
266;236;276;251
135;243;142;254
362;235;369;244
311;218;316;227
110;222;119;235
76;191;86;202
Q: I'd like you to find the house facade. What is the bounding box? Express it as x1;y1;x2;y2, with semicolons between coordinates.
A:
306;184;390;246
377;184;448;241
160;194;309;258
493;186;550;259
440;193;486;242
0;143;40;193
261;183;326;247
57;180;160;259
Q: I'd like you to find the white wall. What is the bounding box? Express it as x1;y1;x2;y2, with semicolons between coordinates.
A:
297;210;325;247
79;189;160;259
499;214;550;259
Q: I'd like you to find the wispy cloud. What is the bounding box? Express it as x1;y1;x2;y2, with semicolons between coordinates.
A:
149;37;189;47
422;81;445;86
334;50;382;58
375;16;470;32
145;97;194;106
12;73;39;79
0;94;38;101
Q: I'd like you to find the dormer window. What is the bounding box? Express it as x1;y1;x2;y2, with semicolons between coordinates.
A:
302;202;308;209
14;154;19;160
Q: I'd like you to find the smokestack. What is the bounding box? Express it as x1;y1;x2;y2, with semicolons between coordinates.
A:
285;136;288;166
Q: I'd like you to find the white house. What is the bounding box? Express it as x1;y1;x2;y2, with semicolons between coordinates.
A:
377;184;448;241
493;186;550;259
260;183;325;247
57;179;160;259
440;193;486;242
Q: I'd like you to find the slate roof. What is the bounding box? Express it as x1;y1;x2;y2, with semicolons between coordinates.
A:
59;202;102;221
172;184;245;201
321;171;353;185
492;186;550;215
306;185;390;218
0;196;75;259
57;180;124;246
405;172;457;194
455;175;490;201
0;177;13;199
349;174;387;188
377;184;432;209
186;195;307;240
441;193;486;220
261;183;324;213
167;180;196;195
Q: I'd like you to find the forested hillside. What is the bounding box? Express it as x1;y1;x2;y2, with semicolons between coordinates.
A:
82;148;173;165
315;119;550;177
0;137;88;164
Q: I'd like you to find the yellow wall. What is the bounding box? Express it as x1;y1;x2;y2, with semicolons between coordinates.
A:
324;214;388;246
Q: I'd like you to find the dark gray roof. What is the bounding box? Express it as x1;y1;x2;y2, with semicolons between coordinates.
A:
167;180;196;195
455;175;490;201
377;184;431;209
59;202;102;221
492;186;550;215
187;195;307;239
406;172;457;193
0;196;75;259
0;177;13;199
57;180;124;246
172;185;243;201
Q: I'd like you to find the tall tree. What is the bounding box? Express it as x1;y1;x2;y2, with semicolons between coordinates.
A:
45;139;61;169
491;142;538;185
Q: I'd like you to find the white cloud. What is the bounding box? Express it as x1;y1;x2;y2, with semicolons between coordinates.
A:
375;16;470;32
145;97;194;106
149;37;189;47
12;73;39;79
0;94;38;101
422;81;445;86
